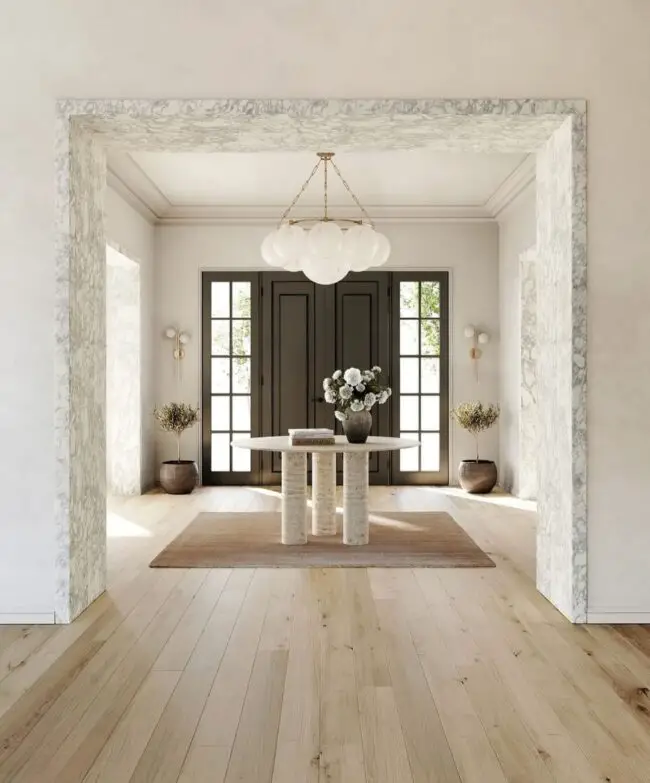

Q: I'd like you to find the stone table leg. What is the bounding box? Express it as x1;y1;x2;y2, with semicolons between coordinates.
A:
281;452;307;545
312;452;337;535
343;451;369;545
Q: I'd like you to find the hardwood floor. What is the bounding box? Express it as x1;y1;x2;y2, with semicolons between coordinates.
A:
0;486;649;782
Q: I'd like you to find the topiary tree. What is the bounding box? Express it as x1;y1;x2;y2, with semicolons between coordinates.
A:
154;402;200;462
450;401;499;462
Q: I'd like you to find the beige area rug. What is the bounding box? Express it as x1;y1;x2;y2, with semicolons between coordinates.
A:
150;512;495;569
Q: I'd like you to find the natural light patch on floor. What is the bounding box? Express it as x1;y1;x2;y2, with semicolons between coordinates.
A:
106;510;152;538
425;485;537;512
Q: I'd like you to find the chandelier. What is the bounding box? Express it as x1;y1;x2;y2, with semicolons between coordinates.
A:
261;152;391;285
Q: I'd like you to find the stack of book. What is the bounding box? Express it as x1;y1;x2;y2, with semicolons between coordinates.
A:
288;428;335;446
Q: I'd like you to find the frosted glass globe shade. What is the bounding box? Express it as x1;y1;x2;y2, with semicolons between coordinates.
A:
273;224;306;265
369;231;391;267
343;224;379;271
308;221;343;258
178;332;190;345
464;326;476;338
261;230;286;267
301;252;350;285
478;332;489;345
282;256;303;272
165;327;177;339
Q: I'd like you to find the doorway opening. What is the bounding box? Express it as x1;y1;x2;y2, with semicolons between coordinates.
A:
106;245;141;496
54;99;587;623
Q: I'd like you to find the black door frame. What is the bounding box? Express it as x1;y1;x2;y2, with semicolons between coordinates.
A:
390;271;450;485
201;270;450;486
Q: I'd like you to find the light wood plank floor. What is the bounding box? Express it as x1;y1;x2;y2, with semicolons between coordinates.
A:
1;486;650;782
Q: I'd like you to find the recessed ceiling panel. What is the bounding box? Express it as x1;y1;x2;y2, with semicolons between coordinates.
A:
128;149;526;208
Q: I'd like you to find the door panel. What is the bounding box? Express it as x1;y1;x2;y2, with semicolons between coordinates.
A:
261;275;318;481
332;275;390;483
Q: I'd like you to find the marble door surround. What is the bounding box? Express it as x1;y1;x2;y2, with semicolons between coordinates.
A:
54;98;587;623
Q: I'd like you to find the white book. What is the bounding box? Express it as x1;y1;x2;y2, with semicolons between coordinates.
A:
288;428;334;438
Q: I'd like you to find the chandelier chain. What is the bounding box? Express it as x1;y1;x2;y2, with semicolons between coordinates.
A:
277;152;374;228
329;157;374;227
278;158;323;226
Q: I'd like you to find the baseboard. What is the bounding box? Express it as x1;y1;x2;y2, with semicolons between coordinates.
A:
587;609;650;624
0;612;56;624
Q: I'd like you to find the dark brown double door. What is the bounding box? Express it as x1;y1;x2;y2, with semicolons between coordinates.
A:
201;270;449;486
260;272;391;484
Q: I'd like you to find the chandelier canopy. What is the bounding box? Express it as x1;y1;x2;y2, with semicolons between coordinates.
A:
261;152;391;285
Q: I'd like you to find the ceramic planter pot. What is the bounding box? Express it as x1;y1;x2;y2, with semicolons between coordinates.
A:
160;460;198;494
458;460;497;494
342;410;372;443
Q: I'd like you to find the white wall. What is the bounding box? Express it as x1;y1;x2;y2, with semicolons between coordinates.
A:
1;0;650;619
155;222;499;482
104;187;156;491
497;187;536;494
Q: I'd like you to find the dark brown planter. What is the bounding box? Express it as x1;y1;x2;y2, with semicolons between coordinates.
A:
160;460;198;495
342;410;372;443
458;460;497;494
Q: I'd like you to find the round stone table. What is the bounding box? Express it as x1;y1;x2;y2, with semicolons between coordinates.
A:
231;436;419;545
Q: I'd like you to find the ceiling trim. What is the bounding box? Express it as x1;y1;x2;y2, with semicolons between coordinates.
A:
157;203;493;225
484;154;536;217
107;152;172;220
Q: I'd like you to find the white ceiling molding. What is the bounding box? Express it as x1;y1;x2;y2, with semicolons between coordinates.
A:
107;151;171;221
484;154;536;218
157;203;493;225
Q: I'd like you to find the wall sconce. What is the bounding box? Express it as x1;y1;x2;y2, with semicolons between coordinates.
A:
165;327;190;360
464;326;489;381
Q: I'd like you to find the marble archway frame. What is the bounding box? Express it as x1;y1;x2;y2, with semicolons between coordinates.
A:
54;99;587;623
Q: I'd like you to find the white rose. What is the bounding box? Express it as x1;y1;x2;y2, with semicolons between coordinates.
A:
378;391;388;404
355;383;366;392
332;369;342;380
339;384;353;400
372;365;382;374
386;387;392;397
362;371;374;382
324;389;336;404
323;378;332;390
364;392;377;409
334;410;346;422
350;399;364;412
343;367;362;387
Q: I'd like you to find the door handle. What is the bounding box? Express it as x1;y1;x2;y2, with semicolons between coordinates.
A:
312;396;325;403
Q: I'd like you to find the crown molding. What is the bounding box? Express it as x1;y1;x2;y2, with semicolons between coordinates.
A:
106;151;171;222
157;203;493;225
485;154;536;218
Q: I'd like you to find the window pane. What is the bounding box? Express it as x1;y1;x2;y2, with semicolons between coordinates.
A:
211;320;230;355
211;433;230;471
400;320;418;355
421;358;440;393
421;396;440;431
211;282;230;317
399;281;419;317
421;433;440;471
211;396;230;431
400;396;419;430
211;358;230;393
232;282;251;317
421;320;440;355
400;434;419;471
232;358;251;393
232;396;251;431
420;281;440;318
400;358;419;393
232;320;251;356
232;435;251;471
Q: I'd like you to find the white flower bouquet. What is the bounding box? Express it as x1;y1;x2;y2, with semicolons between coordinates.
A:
322;366;392;421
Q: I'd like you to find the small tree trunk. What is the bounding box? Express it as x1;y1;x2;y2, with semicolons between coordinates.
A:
475;435;479;463
177;432;182;463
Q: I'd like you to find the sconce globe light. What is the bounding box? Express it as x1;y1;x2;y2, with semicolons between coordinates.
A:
463;326;476;339
165;327;177;339
178;332;190;345
261;152;391;285
478;332;489;345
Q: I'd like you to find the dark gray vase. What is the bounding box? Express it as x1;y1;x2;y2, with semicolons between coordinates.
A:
159;460;198;494
342;410;372;443
458;460;497;494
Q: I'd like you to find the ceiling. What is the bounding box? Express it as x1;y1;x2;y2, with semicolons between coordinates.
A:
107;149;534;222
